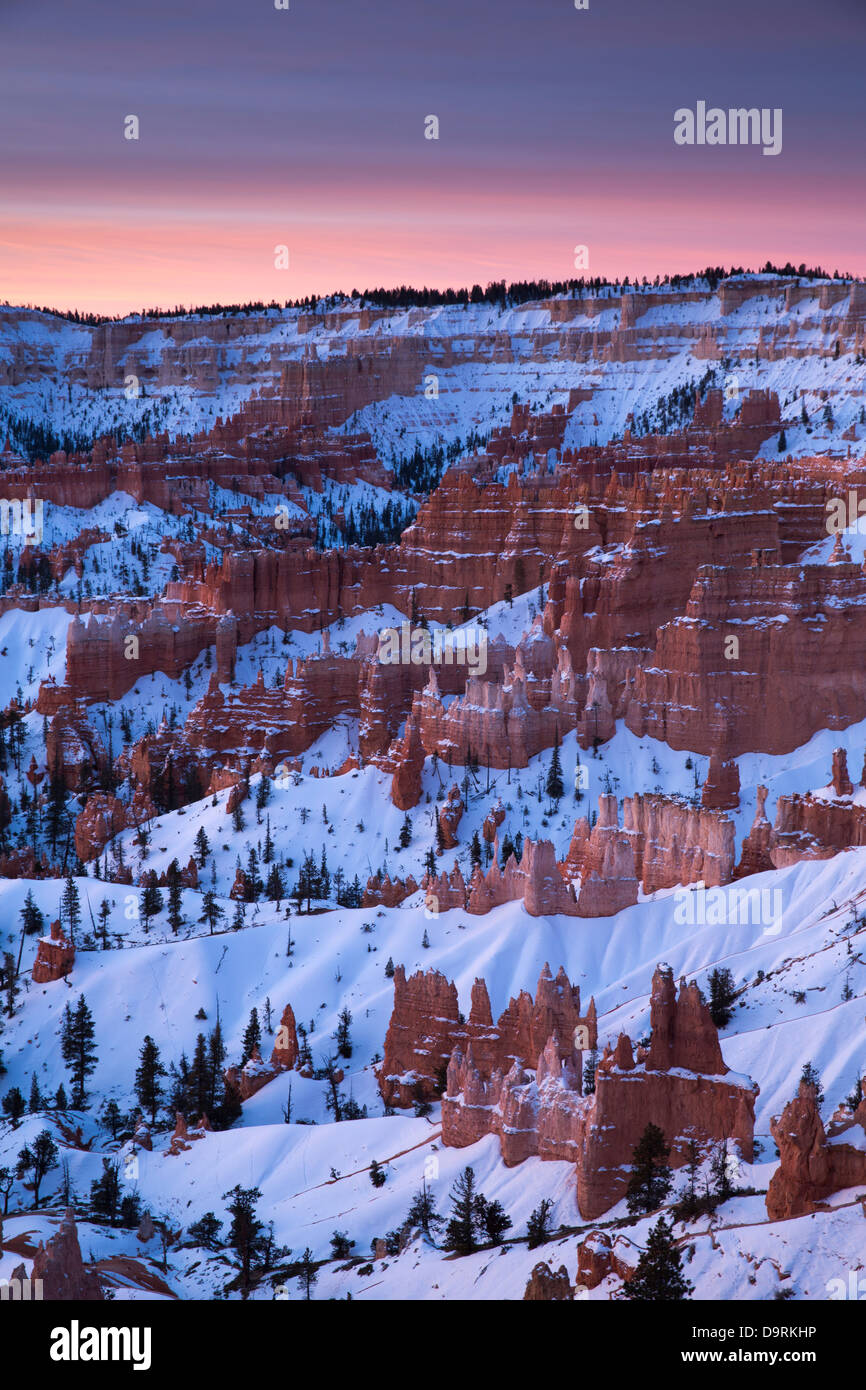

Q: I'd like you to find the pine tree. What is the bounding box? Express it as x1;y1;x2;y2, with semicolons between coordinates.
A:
134;1035;166;1124
60;875;82;942
265;863;284;904
707;967;736;1028
334;1007;352;1060
60;995;97;1108
406;1178;441;1237
545;731;564;802
398;814;412;849
799;1060;824;1105
369;1159;387;1188
140;882;163;932
329;1230;355;1260
194;826;211;867
475;1195;511;1245
469;829;482;867
223;1184;265;1294
385;956;395;979
626;1122;673;1215
621;1216;693;1301
102;1098;122;1140
92;897;109;950
582;1047;598;1095
241;1009;261;1064
526;1197;554;1249
89;1157;122;1224
199;890;224;934
710;1139;735;1202
16;1129;58;1208
19;889;45;936
54;1084;67;1111
435;813;446;857
443;1166;479;1255
188;1034;210;1119
297;1246;318;1300
187;1212;223;1250
167;875;184;935
28;1073;42;1112
2;1086;26;1127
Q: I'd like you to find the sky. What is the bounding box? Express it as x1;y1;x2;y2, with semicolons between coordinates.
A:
2;0;865;315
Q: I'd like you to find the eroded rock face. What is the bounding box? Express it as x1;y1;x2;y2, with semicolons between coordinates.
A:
378;962;595;1107
831;747;854;797
440;963;756;1220
224;1014;300;1103
32;921;75;984
624;557;866;757
523;1262;574;1300
576;1230;638;1290
766;1081;866;1221
30;1209;103;1301
701;751;741;810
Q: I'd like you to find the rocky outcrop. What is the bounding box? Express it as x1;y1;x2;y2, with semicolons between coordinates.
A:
523;1262;574;1300
74;790;156;863
378;962;595;1108
166;1112;212;1155
30;1209;103;1300
701;751;740;810
224;1018;300;1103
766;1081;866;1221
441;963;757;1220
362;872;419;908
32;921;75;984
576;1230;639;1289
388;712;426;810
437;785;464;849
832;747;854;797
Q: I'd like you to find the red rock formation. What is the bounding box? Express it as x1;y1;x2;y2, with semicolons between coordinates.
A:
74;790;155;863
441;963;756;1220
625;556;866;757
271;1003;299;1069
46;706;107;790
388;711;425;811
379;962;595;1107
701;750;741;810
644;964;726;1074
735;784;776;877
378;966;462;1106
362;872;418;908
166;1112;211;1155
482;801;505;842
32;921;75;984
523;1262;574;1300
624;794;735;890
576;1230;639;1290
832;747;854;797
438;785;464;848
766;1082;866;1221
225;1009;301;1102
30;1209;103;1300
